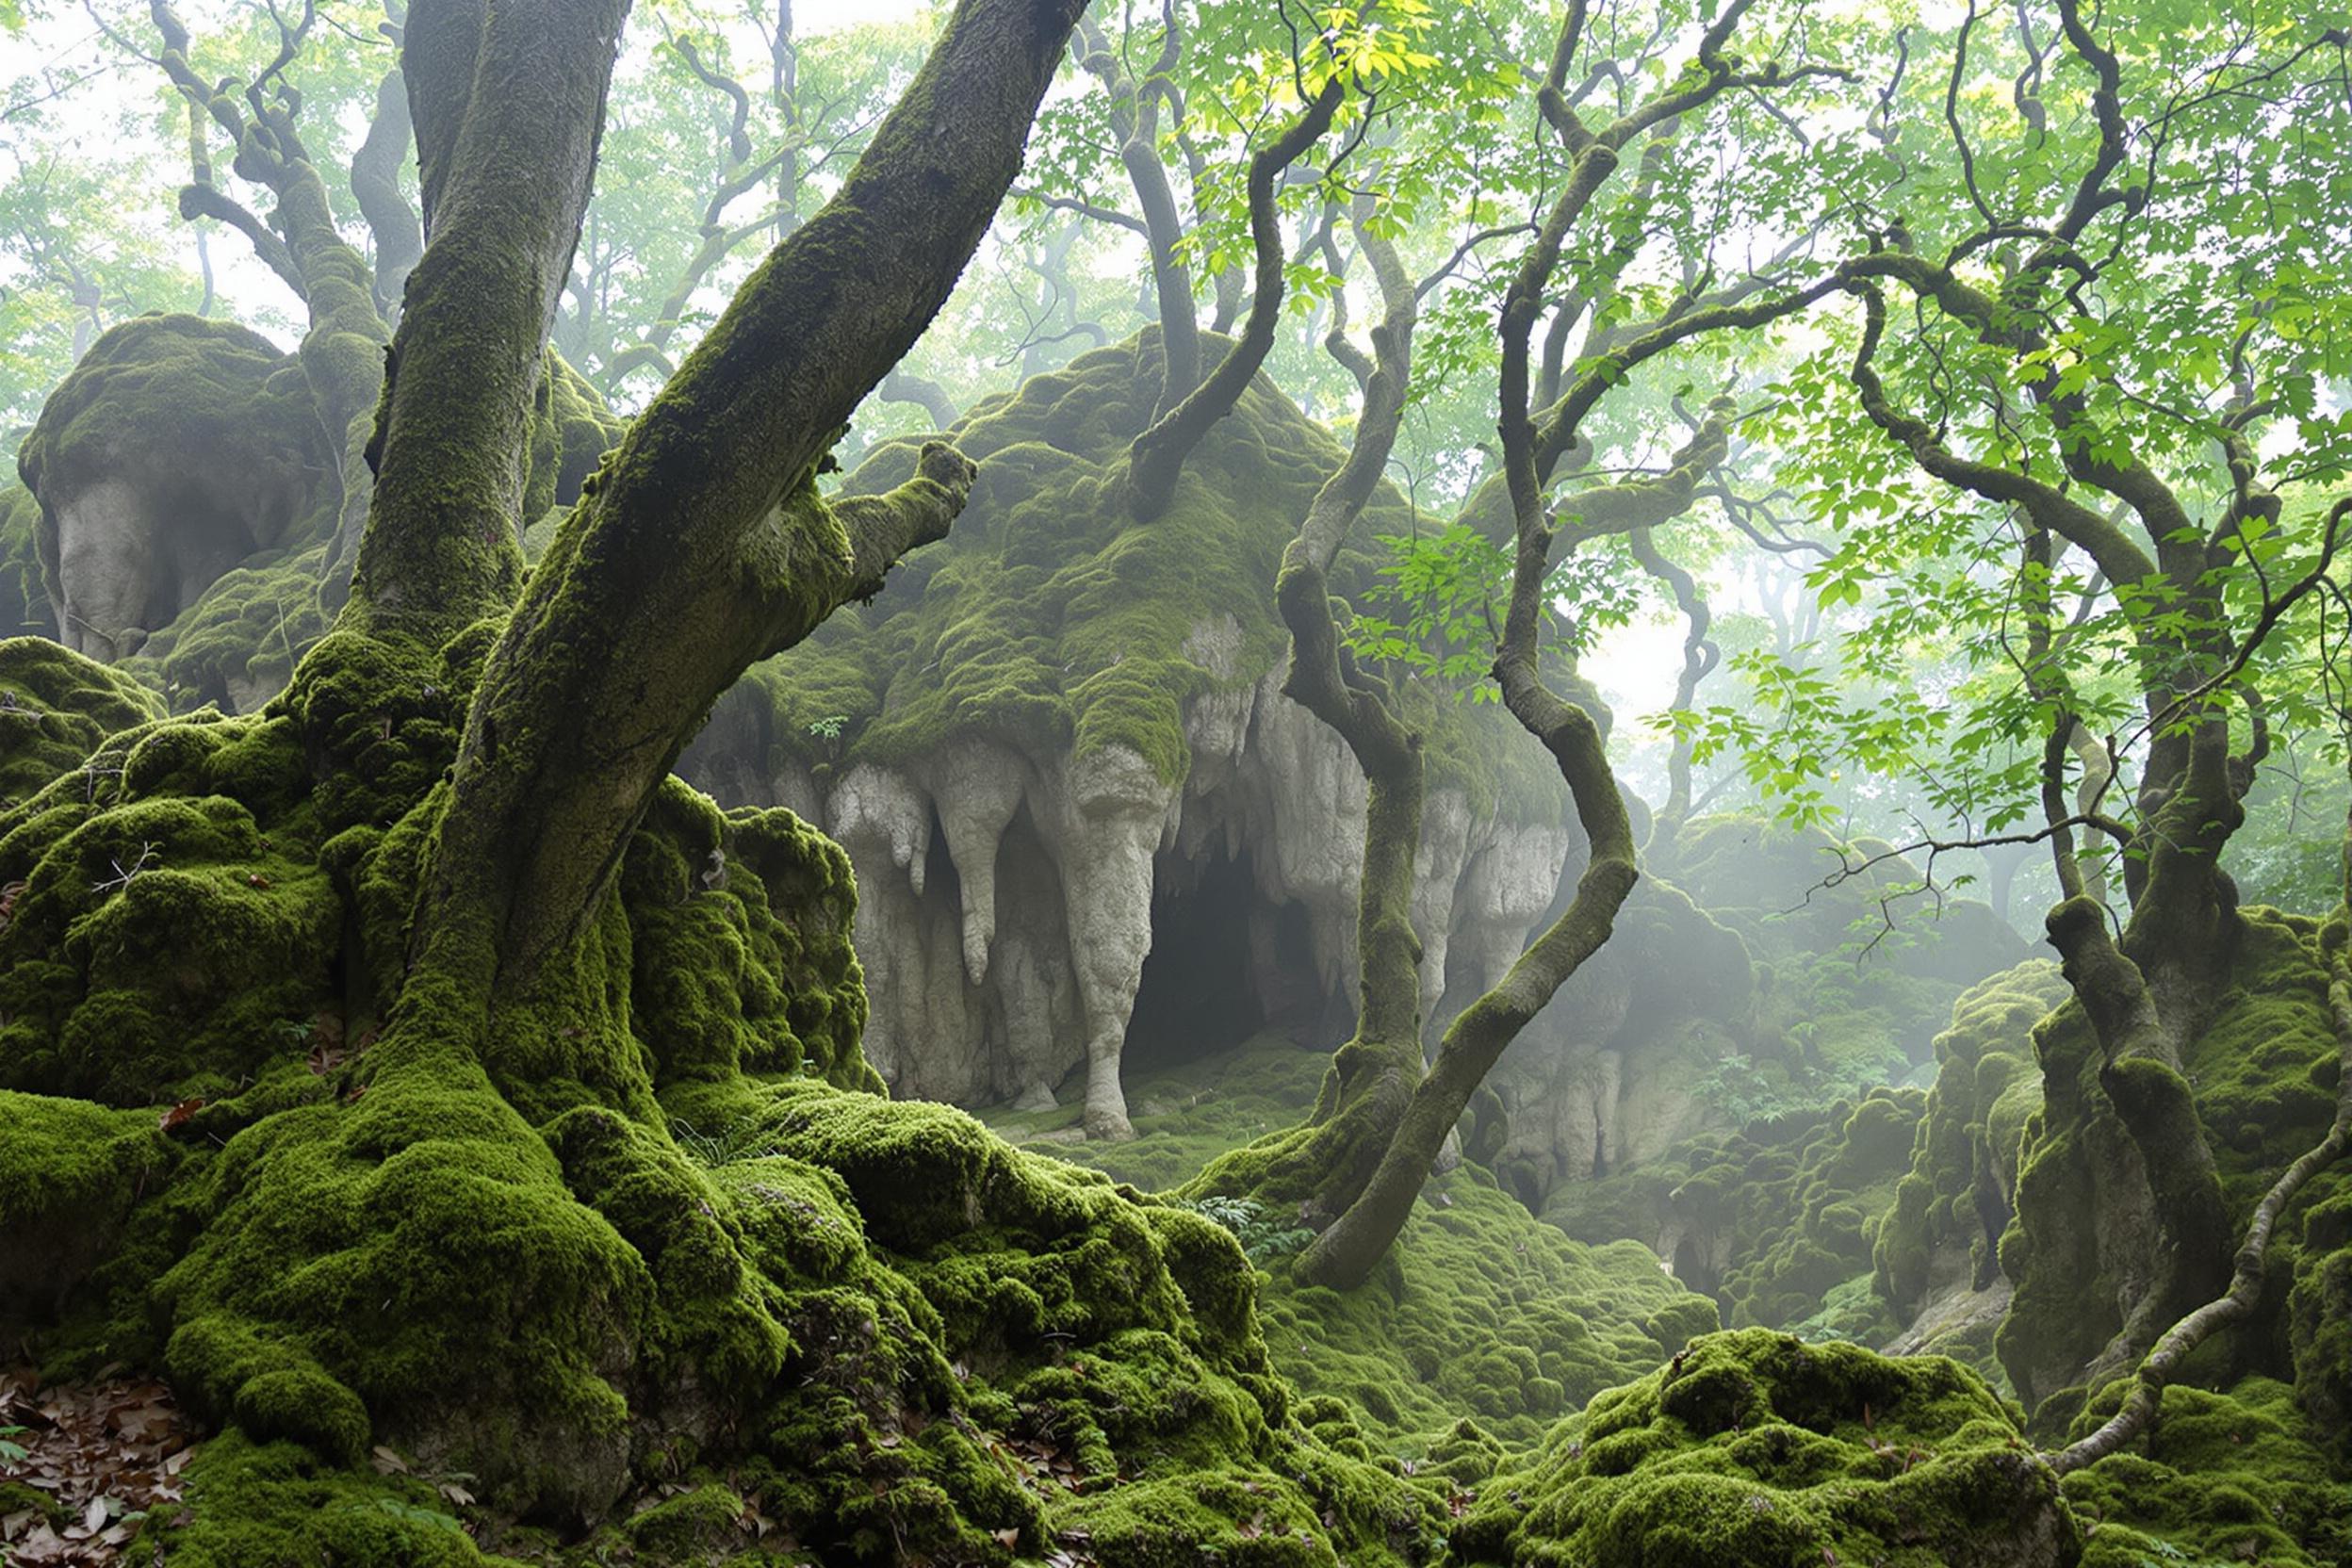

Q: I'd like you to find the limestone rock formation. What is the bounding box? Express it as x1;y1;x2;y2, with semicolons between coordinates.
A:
15;316;328;673
679;333;1573;1139
8;314;622;713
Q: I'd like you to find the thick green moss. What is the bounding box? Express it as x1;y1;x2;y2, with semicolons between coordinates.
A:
983;1035;1719;1451
1451;1329;2079;1568
1252;1168;1715;1450
0;485;50;640
119;546;334;713
0;618;1442;1562
0;634;166;805
1548;1086;1928;1344
2060;1377;2351;1566
139;1432;524;1568
1872;960;2073;1333
0;1089;178;1327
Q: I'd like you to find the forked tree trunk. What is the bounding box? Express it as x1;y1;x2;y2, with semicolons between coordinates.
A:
368;0;1088;1068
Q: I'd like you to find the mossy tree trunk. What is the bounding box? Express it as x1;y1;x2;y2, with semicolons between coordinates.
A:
1828;0;2352;1395
1118;75;1345;521
1194;4;1839;1289
368;0;1086;1085
343;0;630;645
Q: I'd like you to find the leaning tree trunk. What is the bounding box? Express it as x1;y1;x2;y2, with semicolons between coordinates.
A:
390;0;1088;1080
92;0;1092;1525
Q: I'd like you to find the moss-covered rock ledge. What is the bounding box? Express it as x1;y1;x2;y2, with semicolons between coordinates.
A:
0;633;2343;1566
678;330;1575;1140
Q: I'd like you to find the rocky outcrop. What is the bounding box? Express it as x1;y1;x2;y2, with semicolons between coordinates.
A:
14;316;328;673
9;315;622;713
685;652;1574;1140
680;341;2042;1167
679;332;1574;1138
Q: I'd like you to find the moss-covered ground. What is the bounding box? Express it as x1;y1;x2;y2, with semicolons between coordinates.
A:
1450;1329;2080;1568
983;1035;1721;1453
0;629;1460;1567
4;336;2348;1566
0;624;2344;1563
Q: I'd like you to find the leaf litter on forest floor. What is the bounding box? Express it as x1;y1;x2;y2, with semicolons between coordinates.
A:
0;1366;196;1566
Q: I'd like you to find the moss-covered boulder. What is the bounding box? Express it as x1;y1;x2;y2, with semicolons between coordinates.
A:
2058;1377;2351;1566
1998;909;2352;1423
15;315;330;672
1449;1329;2081;1567
1548;1086;1928;1346
0;484;50;642
0;635;166;808
14;317;623;714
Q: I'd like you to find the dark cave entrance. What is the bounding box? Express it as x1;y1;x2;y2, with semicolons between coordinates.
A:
1123;849;1330;1073
1673;1233;1717;1297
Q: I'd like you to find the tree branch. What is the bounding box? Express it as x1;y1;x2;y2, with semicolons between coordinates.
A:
1121;74;1345;520
408;0;1088;1022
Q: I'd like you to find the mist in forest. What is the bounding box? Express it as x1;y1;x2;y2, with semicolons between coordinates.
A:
0;2;2347;1564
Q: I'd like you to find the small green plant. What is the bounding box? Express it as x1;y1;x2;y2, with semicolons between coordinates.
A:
374;1496;466;1534
805;713;848;741
670;1118;777;1167
1180;1195;1315;1263
0;1422;29;1464
1690;1052;1806;1127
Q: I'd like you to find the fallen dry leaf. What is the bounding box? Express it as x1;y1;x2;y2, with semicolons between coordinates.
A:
1;1365;199;1568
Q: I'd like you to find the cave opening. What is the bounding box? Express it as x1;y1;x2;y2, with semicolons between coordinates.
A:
1123;847;1327;1074
1672;1233;1714;1296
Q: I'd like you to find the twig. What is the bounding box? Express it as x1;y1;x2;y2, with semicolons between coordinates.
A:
91;841;160;895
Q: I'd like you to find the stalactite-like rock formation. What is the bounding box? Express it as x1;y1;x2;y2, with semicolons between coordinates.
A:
678;332;1576;1136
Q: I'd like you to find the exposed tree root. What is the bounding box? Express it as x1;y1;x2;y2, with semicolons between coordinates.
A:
2048;951;2352;1475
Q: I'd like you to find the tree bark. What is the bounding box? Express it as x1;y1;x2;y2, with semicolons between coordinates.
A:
1121;77;1344;520
1077;10;1200;415
346;0;629;642
351;60;424;318
401;0;1088;1058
